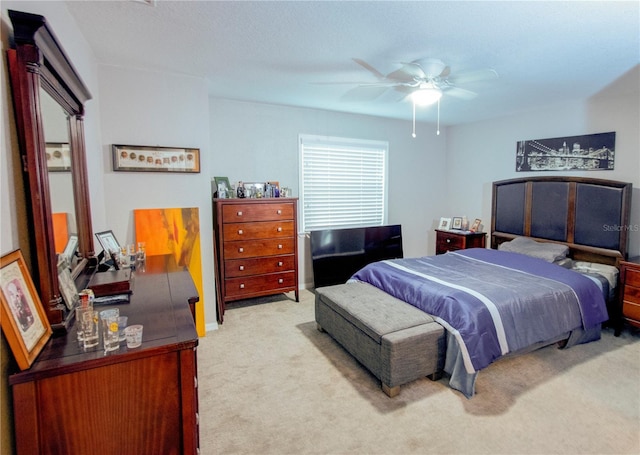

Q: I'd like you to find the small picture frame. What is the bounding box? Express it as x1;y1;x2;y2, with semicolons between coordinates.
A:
57;261;79;310
112;144;200;173
214;176;232;198
439;217;452;230
95;230;121;255
451;217;463;230
470;218;482;233
60;233;78;266
0;250;52;370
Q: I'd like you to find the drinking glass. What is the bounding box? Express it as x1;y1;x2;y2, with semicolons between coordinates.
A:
100;308;120;353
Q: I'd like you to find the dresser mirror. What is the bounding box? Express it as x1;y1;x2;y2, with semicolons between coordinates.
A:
8;10;94;331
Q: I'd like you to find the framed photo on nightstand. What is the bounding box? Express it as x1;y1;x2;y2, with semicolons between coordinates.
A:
470;218;482;232
439;217;452;230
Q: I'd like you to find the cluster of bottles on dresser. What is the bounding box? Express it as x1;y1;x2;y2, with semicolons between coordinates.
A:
219;181;291;199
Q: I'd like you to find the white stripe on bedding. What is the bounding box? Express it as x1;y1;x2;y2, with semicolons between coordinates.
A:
383;260;509;359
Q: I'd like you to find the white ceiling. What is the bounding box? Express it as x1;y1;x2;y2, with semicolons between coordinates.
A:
65;1;640;126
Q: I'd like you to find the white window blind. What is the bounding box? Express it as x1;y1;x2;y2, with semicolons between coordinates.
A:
299;134;388;232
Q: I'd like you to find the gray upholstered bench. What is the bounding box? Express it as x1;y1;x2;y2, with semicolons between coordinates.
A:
315;282;445;397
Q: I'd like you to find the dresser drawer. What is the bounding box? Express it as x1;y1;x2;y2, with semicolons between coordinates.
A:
223;238;295;259
222;202;294;223
225;271;296;298
223;220;295;241
225;255;295;278
624;268;640;287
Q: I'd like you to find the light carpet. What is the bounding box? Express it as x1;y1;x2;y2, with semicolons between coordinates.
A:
197;289;640;455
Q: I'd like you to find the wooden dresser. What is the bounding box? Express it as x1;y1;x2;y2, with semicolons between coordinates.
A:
9;255;200;455
620;256;640;330
213;198;299;323
435;229;486;255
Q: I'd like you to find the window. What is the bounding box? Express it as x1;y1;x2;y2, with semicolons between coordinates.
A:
299;134;388;232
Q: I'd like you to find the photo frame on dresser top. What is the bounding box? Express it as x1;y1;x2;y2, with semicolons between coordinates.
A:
451;217;463;230
0;250;53;370
95;230;121;256
112;144;200;173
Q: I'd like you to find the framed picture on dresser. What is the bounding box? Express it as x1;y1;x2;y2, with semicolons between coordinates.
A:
0;250;52;370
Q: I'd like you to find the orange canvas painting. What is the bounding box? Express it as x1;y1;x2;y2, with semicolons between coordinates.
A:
134;207;204;336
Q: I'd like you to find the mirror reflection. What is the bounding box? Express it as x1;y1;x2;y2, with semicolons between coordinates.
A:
40;88;78;269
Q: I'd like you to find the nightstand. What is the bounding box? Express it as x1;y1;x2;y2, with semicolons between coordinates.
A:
619;256;640;333
435;230;486;255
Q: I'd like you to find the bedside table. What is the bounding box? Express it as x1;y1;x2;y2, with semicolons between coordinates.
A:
619;256;640;333
435;230;486;255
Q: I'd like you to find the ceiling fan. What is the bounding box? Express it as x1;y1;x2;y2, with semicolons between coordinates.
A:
322;58;498;136
343;57;498;104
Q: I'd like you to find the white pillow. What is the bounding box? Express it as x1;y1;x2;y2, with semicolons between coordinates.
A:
498;237;569;263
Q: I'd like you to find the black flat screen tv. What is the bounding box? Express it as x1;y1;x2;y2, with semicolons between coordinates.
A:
310;224;403;288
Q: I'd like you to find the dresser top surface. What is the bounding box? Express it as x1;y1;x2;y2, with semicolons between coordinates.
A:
10;255;198;384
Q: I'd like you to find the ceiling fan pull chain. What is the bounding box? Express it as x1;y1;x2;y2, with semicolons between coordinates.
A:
412;101;417;138
436;98;441;136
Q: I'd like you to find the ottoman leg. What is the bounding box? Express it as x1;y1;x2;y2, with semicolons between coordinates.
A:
382;383;400;398
317;323;325;333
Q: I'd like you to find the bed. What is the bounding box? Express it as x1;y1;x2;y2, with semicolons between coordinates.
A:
348;176;632;397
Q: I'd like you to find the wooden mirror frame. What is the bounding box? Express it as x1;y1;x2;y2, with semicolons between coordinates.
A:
7;10;94;331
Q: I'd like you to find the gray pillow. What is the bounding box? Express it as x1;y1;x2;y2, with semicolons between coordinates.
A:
498;237;569;262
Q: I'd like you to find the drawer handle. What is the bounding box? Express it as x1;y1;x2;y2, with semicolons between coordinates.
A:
240;283;245;289
277;209;282;215
278;261;283;267
238;229;243;235
237;211;243;216
446;239;451;243
278;244;283;249
238;247;244;253
278;278;284;284
239;265;244;271
277;227;282;232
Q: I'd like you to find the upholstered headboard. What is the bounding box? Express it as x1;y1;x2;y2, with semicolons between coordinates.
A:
491;177;632;266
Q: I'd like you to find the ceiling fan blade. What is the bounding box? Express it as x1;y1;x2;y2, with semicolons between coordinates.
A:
387;62;426;82
443;86;478;100
341;85;390;102
439;65;451;79
447;68;498;85
352;58;385;79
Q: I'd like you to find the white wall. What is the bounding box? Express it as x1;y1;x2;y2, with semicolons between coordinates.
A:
97;64;215;330
447;65;640;257
209;99;448;288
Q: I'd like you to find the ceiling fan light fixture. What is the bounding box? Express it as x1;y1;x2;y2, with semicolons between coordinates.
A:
411;87;442;106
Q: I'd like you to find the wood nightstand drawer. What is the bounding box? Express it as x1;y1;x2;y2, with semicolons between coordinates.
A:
435;230;486;255
625;269;640;287
223;220;295;241
225;271;296;299
223;238;295;259
222;202;294;223
225;255;295;278
623;285;640;305
623;300;640;322
438;233;465;250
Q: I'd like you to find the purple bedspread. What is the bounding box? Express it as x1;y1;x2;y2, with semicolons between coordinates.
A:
351;248;608;374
